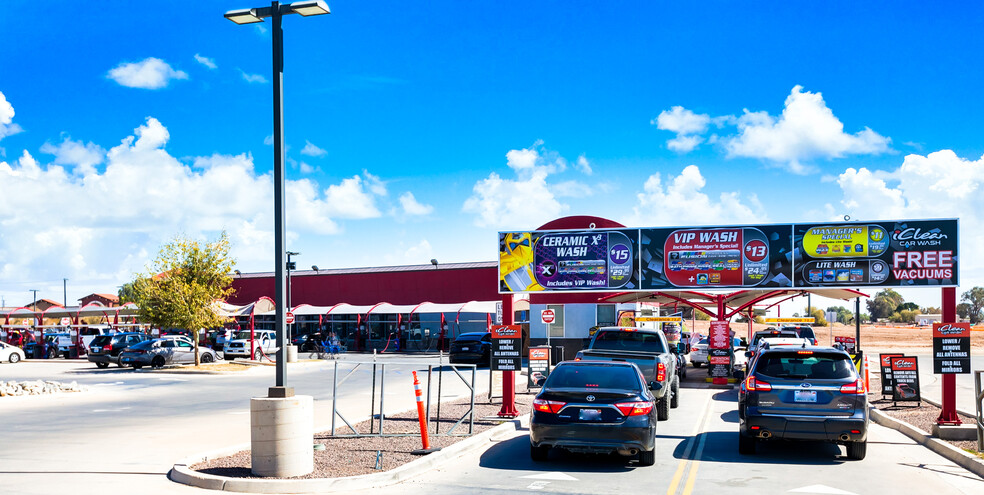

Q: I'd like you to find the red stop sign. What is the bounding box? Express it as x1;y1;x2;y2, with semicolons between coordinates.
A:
541;309;556;324
285;312;295;324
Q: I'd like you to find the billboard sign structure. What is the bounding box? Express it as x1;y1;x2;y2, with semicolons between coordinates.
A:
498;218;958;293
793;219;958;287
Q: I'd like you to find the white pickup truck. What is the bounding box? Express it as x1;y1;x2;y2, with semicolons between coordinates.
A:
222;330;278;360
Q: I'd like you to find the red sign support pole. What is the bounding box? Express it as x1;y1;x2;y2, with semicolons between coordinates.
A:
498;295;518;417
937;287;961;425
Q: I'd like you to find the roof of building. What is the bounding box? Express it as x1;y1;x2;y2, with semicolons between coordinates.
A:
234;261;497;278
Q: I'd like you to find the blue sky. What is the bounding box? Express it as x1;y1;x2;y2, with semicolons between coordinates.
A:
1;1;982;312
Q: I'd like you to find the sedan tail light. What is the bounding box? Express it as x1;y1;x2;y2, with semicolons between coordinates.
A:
656;362;666;382
615;401;654;416
839;378;866;395
744;375;771;392
532;399;566;414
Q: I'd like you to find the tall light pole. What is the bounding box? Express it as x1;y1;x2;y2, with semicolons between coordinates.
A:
225;1;330;392
63;278;68;307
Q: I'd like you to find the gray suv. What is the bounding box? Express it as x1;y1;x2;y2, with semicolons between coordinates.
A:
738;345;868;459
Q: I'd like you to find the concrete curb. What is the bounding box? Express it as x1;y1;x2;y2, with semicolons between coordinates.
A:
869;406;984;479
170;415;528;493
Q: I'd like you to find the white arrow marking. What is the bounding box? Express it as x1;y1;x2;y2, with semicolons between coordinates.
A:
788;485;858;495
526;481;550;490
520;472;579;481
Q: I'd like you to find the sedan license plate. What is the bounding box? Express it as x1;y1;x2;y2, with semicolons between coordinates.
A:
579;408;602;421
794;390;817;403
461;347;469;351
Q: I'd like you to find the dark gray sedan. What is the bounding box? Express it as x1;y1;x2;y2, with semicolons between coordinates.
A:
120;336;218;369
529;360;658;466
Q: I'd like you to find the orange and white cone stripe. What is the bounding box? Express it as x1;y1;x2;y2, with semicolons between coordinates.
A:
412;371;430;449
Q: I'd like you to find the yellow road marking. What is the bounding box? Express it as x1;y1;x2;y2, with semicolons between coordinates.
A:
681;420;710;495
666;394;712;495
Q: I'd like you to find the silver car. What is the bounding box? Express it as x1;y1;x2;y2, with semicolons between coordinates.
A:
120;336;218;369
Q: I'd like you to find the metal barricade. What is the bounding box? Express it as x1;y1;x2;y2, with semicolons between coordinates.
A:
330;356;478;438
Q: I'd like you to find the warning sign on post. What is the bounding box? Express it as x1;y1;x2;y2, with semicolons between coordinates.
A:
491;325;522;371
932;322;971;374
890;356;921;403
528;346;551;388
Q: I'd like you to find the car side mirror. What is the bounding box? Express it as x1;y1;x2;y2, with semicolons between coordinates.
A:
678;343;690;354
733;369;745;381
534;375;547;386
649;381;662;390
670;346;679;355
744;351;752;358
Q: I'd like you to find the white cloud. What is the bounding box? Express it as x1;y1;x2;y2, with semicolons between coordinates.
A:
323;172;386;219
653;86;891;171
575;154;592;175
238;69;268;84
725;86;891;173
194;54;217;69
382;239;434;265
40;137;105;175
666;135;703;153
834;150;984;285
625;165;766;226
654;106;711;135
0;91;23;140
301;140;327;157
399;192;434;216
0;117;399;293
463;143;578;228
299;161;316;174
107;57;188;89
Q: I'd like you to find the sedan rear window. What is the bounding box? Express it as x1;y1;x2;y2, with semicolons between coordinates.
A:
592;331;666;353
91;336;113;346
546;365;642;390
755;352;854;379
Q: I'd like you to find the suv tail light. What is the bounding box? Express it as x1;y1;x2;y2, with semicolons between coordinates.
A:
615;401;654;416
656;362;666;382
745;375;771;392
839;378;866;395
532;399;566;414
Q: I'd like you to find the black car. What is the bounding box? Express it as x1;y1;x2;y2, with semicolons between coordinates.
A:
88;332;151;368
291;332;323;352
738;345;868;459
529;361;658;466
746;329;799;361
448;332;492;364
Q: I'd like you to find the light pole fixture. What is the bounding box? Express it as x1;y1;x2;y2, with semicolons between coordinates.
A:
225;1;330;392
430;258;439;268
311;265;319;271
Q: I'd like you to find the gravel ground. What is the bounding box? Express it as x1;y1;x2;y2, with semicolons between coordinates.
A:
192;393;534;479
867;373;981;457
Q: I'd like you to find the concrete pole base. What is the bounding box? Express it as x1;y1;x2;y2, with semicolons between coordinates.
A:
250;395;313;477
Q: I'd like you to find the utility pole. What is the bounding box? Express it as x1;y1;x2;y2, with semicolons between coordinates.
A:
63;278;68;307
30;289;39;310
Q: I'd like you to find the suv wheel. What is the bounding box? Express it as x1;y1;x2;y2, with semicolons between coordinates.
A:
846;440;866;460
151;356;166;369
638;447;656;466
738;433;756;455
656;396;670;421
96;362;109;369
670;378;680;409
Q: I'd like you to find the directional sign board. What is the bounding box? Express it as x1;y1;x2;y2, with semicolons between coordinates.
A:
491;325;522;371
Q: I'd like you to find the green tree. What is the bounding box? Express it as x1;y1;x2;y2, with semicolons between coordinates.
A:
809;307;828;326
118;279;147;305
866;298;894;321
896;302;919;313
921;306;940;315
876;288;905;308
956;302;971;320
130;232;236;366
826;306;854;324
960;287;984;323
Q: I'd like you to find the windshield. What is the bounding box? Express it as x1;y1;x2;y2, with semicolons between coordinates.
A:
455;333;486;342
592;331;666;353
755;352;854;379
545;364;643;390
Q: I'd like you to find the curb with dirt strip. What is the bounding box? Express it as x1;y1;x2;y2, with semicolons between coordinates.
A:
169;415;527;493
869;406;984;479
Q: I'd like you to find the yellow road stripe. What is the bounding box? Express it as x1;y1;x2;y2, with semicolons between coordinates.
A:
666;394;712;495
681;421;710;495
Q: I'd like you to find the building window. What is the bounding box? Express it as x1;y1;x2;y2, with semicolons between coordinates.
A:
548;304;564;338
596;304;616;327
